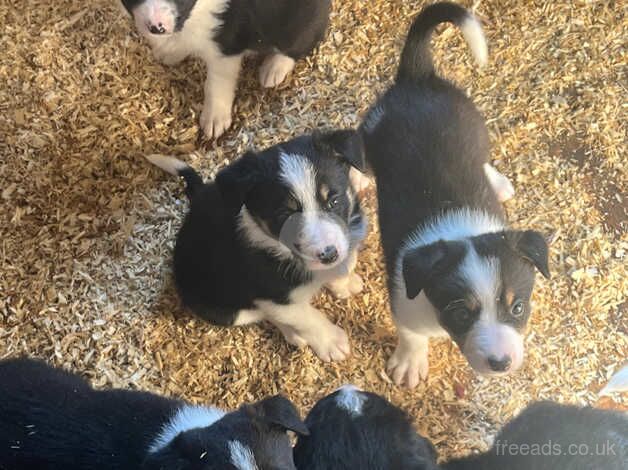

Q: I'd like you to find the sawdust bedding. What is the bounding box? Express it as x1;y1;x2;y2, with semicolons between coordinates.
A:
0;0;626;461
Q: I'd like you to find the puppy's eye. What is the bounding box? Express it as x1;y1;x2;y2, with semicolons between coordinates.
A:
511;300;525;317
285;197;301;212
453;308;472;325
327;195;339;210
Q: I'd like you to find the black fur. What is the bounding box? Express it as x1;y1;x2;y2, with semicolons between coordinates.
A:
172;131;366;326
444;401;628;470
293;387;438;470
0;357;306;470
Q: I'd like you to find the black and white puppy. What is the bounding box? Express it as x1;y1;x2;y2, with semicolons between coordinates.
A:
444;401;628;470
359;2;550;387
120;0;331;139
293;385;439;469
0;357;308;470
147;130;367;362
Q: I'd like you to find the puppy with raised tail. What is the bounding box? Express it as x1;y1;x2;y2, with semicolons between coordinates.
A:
120;0;331;139
359;2;550;387
0;357;308;469
147;130;367;362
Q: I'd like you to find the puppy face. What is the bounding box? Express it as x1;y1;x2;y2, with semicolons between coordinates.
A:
294;385;438;469
403;231;550;375
144;396;308;470
121;0;197;36
217;130;366;272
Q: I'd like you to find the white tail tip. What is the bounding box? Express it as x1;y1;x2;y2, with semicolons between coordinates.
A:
460;16;488;67
146;154;188;176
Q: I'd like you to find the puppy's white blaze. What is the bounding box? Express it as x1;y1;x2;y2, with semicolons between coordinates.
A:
279;153;318;214
146;154;188;176
463;322;524;373
148;405;225;453
228;440;259;470
335;385;366;416
459;16;488;67
460;250;500;320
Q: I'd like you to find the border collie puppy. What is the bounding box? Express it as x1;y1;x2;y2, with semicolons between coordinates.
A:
0;357;308;470
147;130;367;362
293;385;439;469
120;0;331;139
444;401;628;470
359;2;550;387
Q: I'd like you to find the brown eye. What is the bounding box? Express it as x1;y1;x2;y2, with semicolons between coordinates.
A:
327;195;339;210
285;197;300;212
453;308;471;325
511;300;525;317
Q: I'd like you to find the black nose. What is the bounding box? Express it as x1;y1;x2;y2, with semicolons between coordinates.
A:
487;355;512;372
148;23;166;34
318;245;338;264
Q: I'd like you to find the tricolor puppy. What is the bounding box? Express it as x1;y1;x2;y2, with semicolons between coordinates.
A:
359;2;550;387
0;357;308;470
444;401;628;470
147;130;367;362
293;385;439;469
120;0;331;139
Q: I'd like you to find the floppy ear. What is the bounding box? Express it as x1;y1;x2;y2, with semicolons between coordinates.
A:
402;240;466;299
507;230;550;279
214;152;260;214
314;129;366;172
252;395;309;436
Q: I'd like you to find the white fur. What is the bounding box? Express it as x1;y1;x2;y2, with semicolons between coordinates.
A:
259;53;295;88
146;154;189;175
228;440;259;470
335;385;366;416
459;251;500;320
149;404;225;453
483;163;515;202
459;16;488;67
279;153;318;213
463;322;523;374
131;0;177;35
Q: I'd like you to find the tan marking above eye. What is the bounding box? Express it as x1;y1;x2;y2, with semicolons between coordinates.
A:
504;288;515;306
464;297;480;311
319;184;330;201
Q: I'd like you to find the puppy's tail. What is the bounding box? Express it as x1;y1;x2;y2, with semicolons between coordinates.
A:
396;2;487;83
146;154;203;200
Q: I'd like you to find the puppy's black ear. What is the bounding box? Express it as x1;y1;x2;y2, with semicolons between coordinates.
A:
252;395;309;436
402;240;466;299
507;230;551;279
215;152;260;214
314;129;366;172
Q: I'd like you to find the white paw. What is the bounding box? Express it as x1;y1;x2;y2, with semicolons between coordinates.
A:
259;54;295;88
277;324;308;349
307;323;350;362
484;163;515;203
349;168;372;194
387;345;429;388
200;102;232;139
327;273;364;299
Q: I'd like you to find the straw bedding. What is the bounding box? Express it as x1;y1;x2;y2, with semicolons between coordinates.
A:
0;0;626;460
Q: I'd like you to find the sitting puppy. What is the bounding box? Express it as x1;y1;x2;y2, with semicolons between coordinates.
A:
444;401;628;470
120;0;331;139
147;130;367;362
293;385;439;469
359;2;550;387
0;357;308;469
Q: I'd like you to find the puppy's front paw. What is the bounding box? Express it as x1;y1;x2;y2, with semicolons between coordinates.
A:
200;103;232;139
387;345;429;388
308;324;350;362
327;273;364;299
259;54;295;88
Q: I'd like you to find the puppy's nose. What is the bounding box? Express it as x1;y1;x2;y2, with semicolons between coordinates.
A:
148;23;167;34
488;355;512;372
318;245;339;265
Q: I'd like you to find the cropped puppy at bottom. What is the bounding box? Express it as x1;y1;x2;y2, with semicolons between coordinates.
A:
360;2;550;387
0;357;308;470
120;0;331;139
148;130;367;362
293;385;438;470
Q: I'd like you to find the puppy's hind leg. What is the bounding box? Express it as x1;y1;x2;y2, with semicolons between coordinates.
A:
259;53;295;88
484;163;515;202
